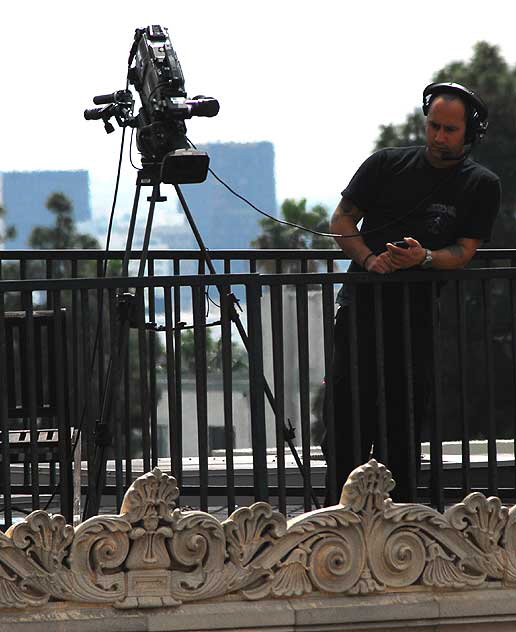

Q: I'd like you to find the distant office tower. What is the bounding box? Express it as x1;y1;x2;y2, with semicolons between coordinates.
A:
179;142;277;252
0;171;91;248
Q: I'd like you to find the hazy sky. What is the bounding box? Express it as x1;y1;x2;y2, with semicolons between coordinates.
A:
2;0;516;228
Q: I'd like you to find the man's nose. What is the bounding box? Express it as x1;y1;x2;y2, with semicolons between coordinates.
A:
435;127;446;143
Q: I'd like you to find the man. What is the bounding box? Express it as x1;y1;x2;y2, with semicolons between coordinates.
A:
325;82;501;503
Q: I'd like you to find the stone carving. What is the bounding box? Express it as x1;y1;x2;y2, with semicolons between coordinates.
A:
3;459;516;610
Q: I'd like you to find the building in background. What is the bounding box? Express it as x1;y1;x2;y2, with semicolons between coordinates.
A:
0;170;91;248
179;141;277;255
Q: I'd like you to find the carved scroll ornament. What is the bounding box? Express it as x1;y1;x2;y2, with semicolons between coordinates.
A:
2;459;516;610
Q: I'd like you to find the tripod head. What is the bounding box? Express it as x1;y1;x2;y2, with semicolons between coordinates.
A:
84;25;219;184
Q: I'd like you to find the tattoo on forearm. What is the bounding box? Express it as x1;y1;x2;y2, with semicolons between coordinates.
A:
338;199;363;222
444;244;465;259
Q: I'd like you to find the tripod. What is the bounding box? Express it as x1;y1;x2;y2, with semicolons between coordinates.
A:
83;162;319;518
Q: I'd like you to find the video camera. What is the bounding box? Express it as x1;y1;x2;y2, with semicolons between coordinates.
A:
84;25;219;184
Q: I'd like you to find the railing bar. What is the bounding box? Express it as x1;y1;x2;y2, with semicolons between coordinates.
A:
457;280;471;494
96;260;105;426
70;262;80;435
23;293;40;509
402;284;417;502
348;285;361;468
482;279;497;495
173;260;183;489
270;284;287;514
245;280;268;503
511;270;516;494
46;259;53;309
148;259;158;467
296;283;312;512
80;288;95;509
109;289;124;511
136;289;151;474
430;281;444;511
124;328;132;486
321;282;337;506
52;294;73;521
34;316;44;415
192;285;209;511
164;287;181;486
220;283;236;514
0;292;12;526
374;285;388;462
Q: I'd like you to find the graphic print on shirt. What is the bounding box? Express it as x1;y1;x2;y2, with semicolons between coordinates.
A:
423;203;457;236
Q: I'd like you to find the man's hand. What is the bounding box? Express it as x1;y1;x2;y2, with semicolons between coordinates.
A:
386;237;425;269
364;251;396;274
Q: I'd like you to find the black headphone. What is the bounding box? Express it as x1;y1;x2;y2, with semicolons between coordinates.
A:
422;82;489;145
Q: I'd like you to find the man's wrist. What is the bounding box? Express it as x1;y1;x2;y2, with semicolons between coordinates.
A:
362;252;375;269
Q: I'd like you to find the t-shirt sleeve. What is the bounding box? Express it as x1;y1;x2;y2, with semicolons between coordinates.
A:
341;149;385;211
458;175;501;242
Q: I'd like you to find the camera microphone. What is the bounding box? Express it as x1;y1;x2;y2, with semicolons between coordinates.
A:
185;97;220;118
93;90;133;105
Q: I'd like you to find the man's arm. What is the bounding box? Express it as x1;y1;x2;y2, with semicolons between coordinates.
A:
386;237;482;269
330;197;393;274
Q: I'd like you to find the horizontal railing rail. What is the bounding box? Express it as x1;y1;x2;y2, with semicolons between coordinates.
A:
1;249;515;529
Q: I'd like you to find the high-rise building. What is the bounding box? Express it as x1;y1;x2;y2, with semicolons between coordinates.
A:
0;170;91;248
178;141;277;254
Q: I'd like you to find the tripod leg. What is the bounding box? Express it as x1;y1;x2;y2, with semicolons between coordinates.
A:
138;183;161;277
122;178;143;277
83;298;132;519
173;184;321;509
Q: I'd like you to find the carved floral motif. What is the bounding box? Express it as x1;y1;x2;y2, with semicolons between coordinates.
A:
3;460;516;610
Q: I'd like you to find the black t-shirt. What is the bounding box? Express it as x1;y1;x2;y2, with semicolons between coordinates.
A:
337;145;501;305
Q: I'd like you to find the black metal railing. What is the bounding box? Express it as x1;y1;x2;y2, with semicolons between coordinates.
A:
1;249;515;529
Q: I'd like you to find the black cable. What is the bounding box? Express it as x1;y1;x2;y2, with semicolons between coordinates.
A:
43;115;128;513
129;127;140;171
186;136;465;242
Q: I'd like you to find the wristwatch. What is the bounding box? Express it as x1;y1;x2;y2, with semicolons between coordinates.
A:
421;248;433;269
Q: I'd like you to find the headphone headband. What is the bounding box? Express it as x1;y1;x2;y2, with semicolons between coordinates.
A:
422;82;489;143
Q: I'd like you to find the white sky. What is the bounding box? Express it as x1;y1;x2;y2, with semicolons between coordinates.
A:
2;0;516;225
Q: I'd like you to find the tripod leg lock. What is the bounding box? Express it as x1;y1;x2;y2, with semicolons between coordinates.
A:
117;292;139;328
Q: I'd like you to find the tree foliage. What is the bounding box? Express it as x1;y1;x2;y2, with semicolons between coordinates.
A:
179;327;248;375
0;203;16;244
29;192;100;250
251;198;336;271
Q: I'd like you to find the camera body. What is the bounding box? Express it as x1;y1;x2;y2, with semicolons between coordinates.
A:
85;25;219;184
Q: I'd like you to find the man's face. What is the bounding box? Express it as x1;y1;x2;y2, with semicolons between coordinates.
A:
425;95;467;166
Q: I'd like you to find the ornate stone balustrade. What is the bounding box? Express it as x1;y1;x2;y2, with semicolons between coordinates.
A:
2;459;516;629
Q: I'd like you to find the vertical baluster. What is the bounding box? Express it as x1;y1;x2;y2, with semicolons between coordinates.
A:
246;280;268;502
430;282;444;511
271;282;287;514
220;283;236;514
192;285;209;511
296;282;312;512
482;279;497;495
148;260;158;467
457;280;471;495
0;292;12;527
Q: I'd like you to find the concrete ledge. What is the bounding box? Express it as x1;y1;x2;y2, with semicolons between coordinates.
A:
4;590;516;631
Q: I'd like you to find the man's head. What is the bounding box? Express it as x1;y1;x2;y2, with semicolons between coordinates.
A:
422;82;489;167
425;93;468;166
